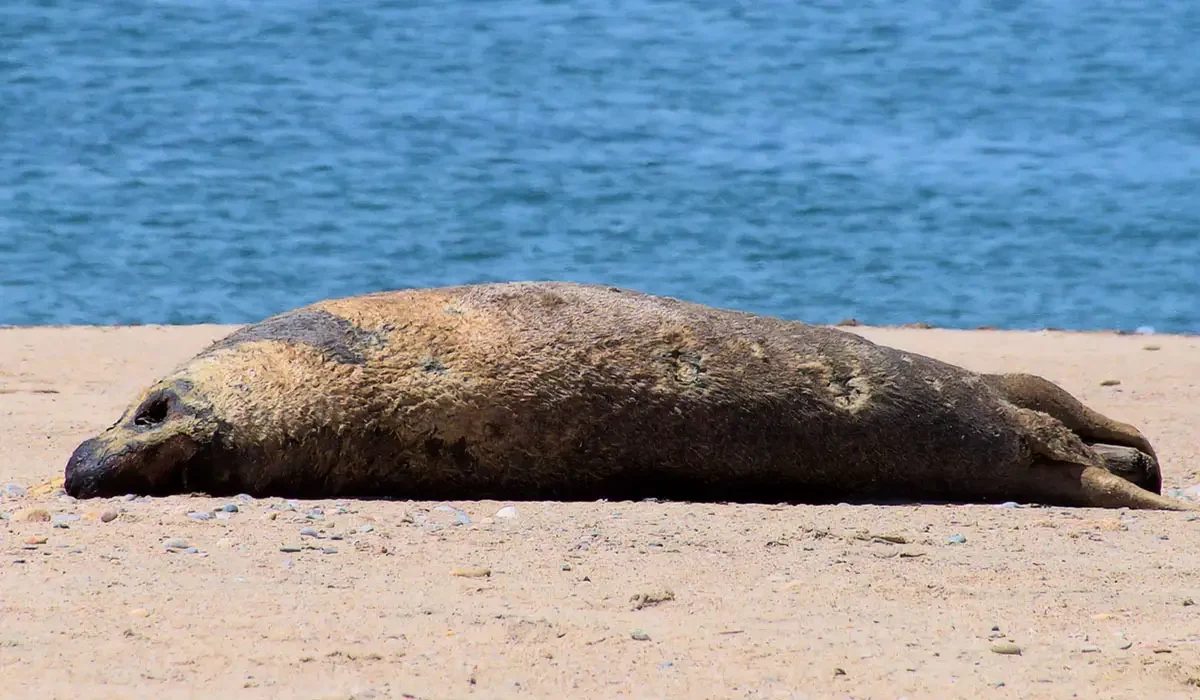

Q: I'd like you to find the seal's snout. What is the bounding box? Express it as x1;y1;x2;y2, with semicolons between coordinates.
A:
64;437;108;498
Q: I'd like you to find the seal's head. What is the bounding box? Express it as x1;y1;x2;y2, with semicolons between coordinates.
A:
64;378;223;498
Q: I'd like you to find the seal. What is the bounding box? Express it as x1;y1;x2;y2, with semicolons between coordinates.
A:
62;281;1193;510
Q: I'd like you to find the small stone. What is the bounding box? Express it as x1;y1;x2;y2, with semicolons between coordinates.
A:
279;545;303;553
1116;640;1133;650
991;643;1022;655
833;667;846;677
53;522;69;529
164;538;189;550
3;484;27;498
1153;647;1172;654
215;538;235;549
561;564;572;571
1099;379;1121;387
947;534;967;544
183;547;199;554
13;508;51;523
321;547;338;554
24;536;47;545
299;527;320;538
996;501;1021;509
1080;645;1100;653
129;608;150;618
495;506;518;519
52;513;80;524
1183;598;1194;607
451;567;491;578
100;510;119;523
1142;344;1161;351
356;524;375;534
631;630;651;641
187;511;212;521
219;504;239;513
58;495;76;504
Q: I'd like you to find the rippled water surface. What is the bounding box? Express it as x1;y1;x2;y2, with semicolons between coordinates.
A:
2;1;1198;330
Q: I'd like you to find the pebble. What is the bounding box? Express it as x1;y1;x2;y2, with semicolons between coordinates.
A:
990;643;1022;655
3;484;27;498
53;513;80;524
280;545;303;553
947;534;968;545
321;547;338;554
1080;645;1100;653
58;495;76;505
631;630;651;641
187;511;212;521
215;538;235;549
996;502;1021;509
164;538;189;550
100;510;119;523
1099;379;1121;387
451;567;491;578
24;536;48;545
1116;640;1133;650
53;522;69;529
236;494;255;502
495;506;518;519
219;504;239;513
13;508;51;523
299;527;320;538
129;608;150;618
356;524;375;534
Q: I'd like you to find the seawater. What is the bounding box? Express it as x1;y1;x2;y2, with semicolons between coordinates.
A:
2;0;1198;331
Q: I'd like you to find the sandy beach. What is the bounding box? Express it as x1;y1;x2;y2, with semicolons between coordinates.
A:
2;324;1199;700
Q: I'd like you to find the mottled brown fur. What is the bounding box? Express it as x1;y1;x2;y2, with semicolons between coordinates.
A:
64;282;1193;510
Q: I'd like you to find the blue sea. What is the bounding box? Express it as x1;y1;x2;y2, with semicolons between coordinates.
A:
2;1;1198;331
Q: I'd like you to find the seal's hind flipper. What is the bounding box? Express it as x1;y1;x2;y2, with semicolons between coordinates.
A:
984;372;1157;459
1006;405;1193;510
1071;464;1195;511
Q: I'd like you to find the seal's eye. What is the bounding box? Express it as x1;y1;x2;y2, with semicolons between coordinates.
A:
133;395;171;427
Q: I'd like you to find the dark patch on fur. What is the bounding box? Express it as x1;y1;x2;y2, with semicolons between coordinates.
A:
199;309;384;365
421;356;448;375
662;348;706;386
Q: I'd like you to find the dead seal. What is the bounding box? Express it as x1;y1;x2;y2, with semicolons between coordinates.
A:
63;282;1192;510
